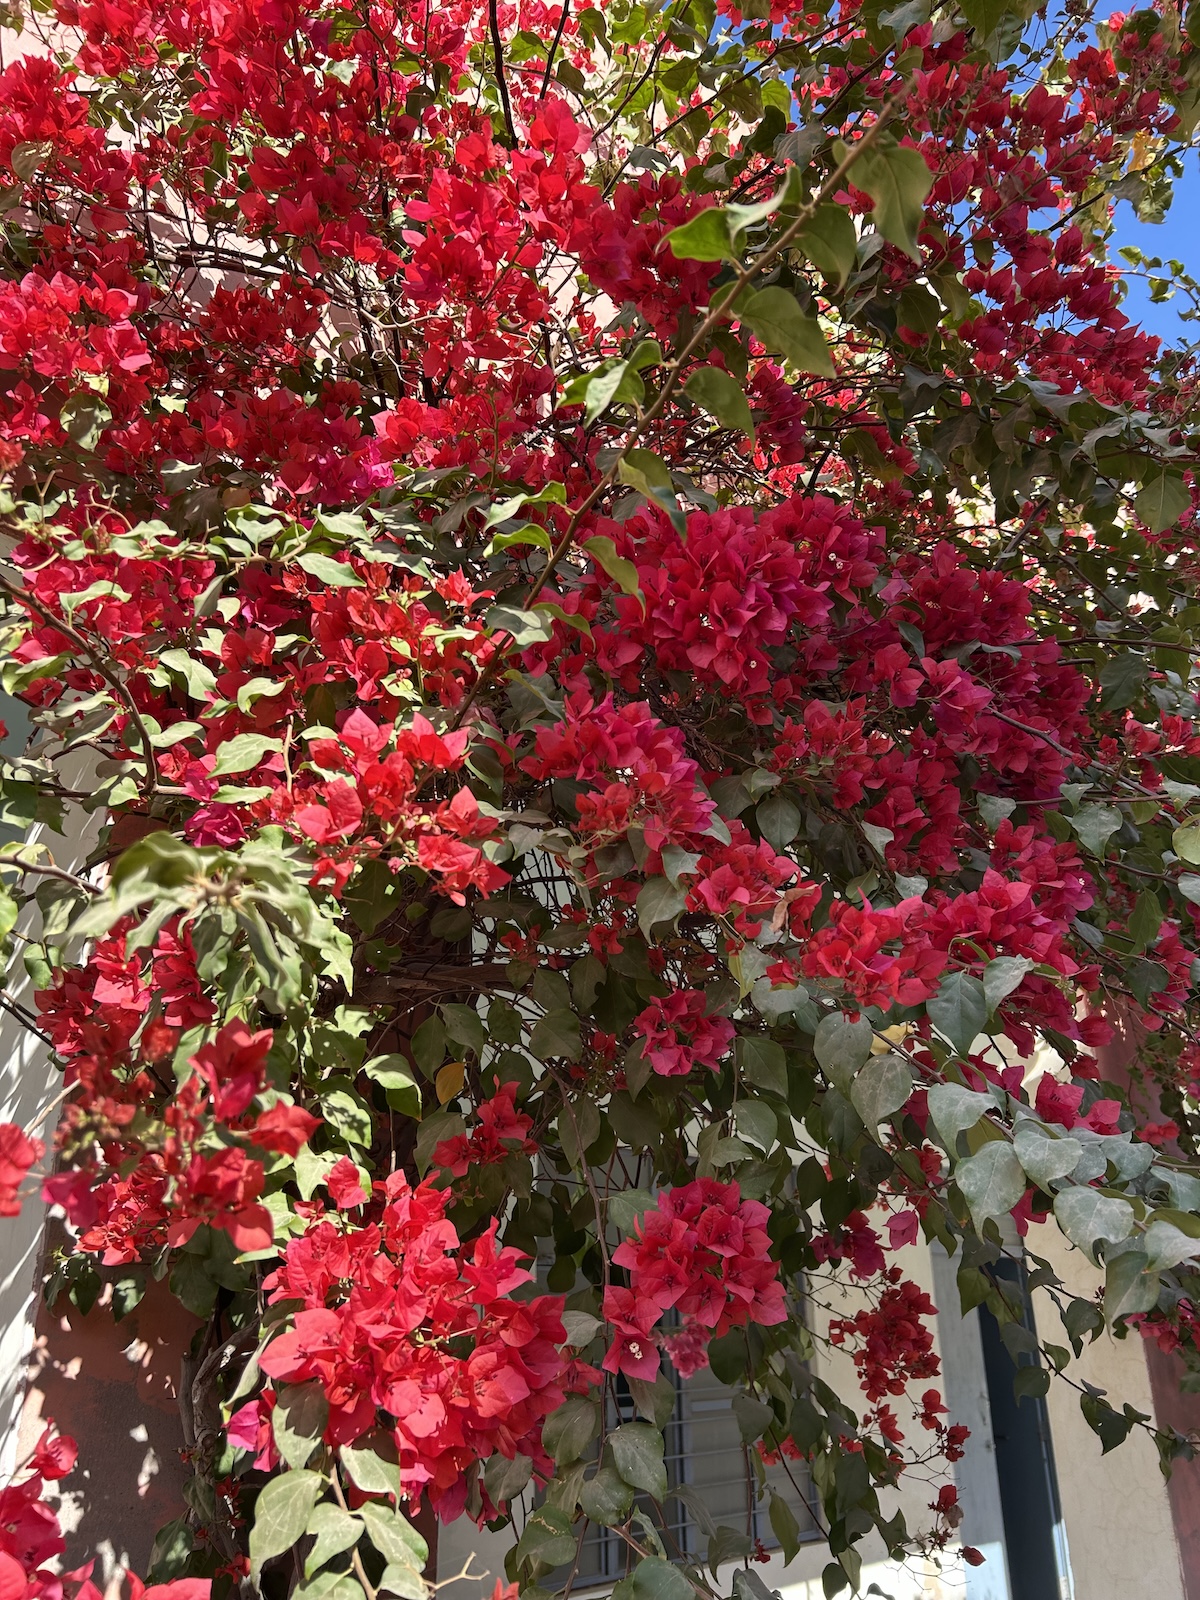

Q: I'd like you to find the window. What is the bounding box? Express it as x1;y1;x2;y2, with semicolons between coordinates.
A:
560;1354;820;1590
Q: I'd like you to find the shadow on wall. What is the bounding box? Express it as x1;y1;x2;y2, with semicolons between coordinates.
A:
19;1259;198;1589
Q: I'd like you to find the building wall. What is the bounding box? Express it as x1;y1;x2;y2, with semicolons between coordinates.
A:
1030;1223;1186;1600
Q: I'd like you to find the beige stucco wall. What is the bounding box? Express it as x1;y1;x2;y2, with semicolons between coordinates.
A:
1030;1222;1186;1600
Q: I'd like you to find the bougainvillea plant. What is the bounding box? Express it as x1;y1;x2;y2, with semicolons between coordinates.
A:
2;0;1200;1591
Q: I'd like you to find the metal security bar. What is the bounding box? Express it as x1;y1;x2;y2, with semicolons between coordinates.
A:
563;1358;820;1591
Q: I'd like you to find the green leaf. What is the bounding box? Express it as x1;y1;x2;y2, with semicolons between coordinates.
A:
663;207;736;262
978;793;1017;830
59;393;112;452
297;1573;363;1600
927;1083;991;1148
955;1141;1026;1230
1012;1365;1051;1402
1054;1187;1135;1262
559;1097;602;1166
1071;803;1123;856
483;1452;534;1507
617;448;686;533
485;605;555;647
1080;1392;1134;1454
273;1382;329;1470
515;1505;578;1567
982;955;1033;1015
529;1008;582;1062
1174;825;1200;865
320;1081;374;1147
580;1465;635;1526
813;1011;873;1093
584;535;646;613
734;1100;778;1153
769;1491;802;1562
1013;1123;1081;1187
304;1505;362;1578
959;0;1021;38
212;733;283;776
1135;470;1190;535
684;365;754;438
487;522;552;555
410;1016;446;1077
362;1055;421;1118
159;648;218;700
848;140;932;260
296;551;364;587
344;857;402;937
1104;1248;1160;1321
1099;652;1148;712
340;1440;401;1499
482;482;566;529
11;139;53;181
357;1501;427;1572
543;1395;601;1465
850;1053;912;1128
110;830;202;890
1128;890;1164;955
610;1420;668;1500
756;791;801;850
796;204;858;288
731;1393;775;1443
1143;1219;1200;1271
735;1035;787;1097
579;359;645;423
927;970;988;1054
614;1558;693;1600
636;876;687;939
250;1470;324;1566
377;1564;425;1600
442;1001;485;1056
740;287;834;377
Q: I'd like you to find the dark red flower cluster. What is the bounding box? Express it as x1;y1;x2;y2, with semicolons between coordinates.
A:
602;1180;787;1382
432;1082;536;1178
829;1276;941;1403
632;991;736;1079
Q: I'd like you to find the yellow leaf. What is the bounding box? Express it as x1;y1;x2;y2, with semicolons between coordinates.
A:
436;1062;465;1104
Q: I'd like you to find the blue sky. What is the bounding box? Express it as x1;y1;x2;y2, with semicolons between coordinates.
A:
1111;150;1200;342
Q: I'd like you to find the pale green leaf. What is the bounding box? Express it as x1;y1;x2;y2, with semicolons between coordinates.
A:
813;1011;873;1093
249;1470;324;1566
927;1083;991;1149
955;1141;1026;1230
927;970;987;1054
212;732;283;776
1055;1187;1135;1262
296;552;364;587
851;1053;913;1128
982;955;1033;1015
610;1421;669;1500
1013;1122;1082;1187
